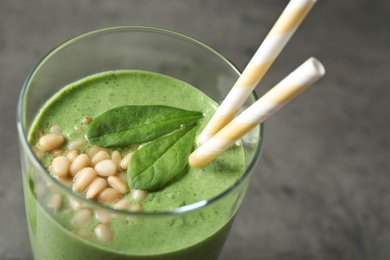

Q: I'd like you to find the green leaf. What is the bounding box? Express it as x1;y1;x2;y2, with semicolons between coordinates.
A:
86;105;203;147
128;125;199;191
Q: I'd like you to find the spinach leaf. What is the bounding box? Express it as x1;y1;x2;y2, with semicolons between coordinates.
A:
86;105;203;147
128;125;199;191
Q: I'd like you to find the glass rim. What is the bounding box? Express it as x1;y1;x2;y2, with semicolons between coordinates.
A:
16;26;264;217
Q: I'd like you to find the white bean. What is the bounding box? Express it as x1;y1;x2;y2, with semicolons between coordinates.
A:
47;193;63;213
131;189;147;201
69;197;86;210
94;160;116;177
95;224;113;244
51;156;70;178
97;188;122;203
86;146;105;158
111;150;122;171
32;145;43;161
71;208;92;226
91;151;111;167
70;154;91;176
86;178;107;199
120;152;133;170
130;203;143;212
113;198;131;210
107;176;129;194
117;172;127;183
35;183;47;198
50;124;62;134
73;229;93;239
51;148;65;157
67;150;79;161
67;139;87;150
38;134;64;152
73;167;97;192
95;210;112;224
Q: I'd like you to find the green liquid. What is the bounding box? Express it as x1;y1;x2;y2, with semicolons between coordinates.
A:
27;70;246;259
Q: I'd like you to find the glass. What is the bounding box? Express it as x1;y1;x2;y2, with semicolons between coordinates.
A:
17;26;263;260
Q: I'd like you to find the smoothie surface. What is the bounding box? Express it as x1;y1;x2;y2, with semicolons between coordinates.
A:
30;70;245;212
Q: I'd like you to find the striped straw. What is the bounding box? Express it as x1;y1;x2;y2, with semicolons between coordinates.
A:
189;57;325;168
198;0;317;144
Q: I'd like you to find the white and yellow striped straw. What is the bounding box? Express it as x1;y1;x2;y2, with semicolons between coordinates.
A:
190;57;325;168
198;0;317;144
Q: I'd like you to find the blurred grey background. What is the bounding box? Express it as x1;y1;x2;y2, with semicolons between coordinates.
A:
1;0;389;259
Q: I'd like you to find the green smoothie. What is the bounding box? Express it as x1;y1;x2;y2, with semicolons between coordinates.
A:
26;70;247;259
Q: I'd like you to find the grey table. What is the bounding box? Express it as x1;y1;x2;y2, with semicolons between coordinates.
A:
1;0;389;259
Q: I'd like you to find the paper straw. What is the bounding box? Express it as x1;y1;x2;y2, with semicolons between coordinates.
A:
198;0;317;144
189;57;325;168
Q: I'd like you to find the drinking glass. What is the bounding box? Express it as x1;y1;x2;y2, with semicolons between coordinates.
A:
17;26;263;260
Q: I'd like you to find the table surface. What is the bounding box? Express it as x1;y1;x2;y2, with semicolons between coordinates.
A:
1;0;389;259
